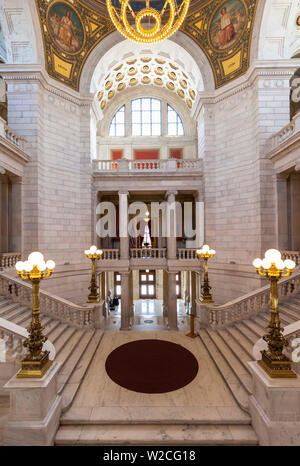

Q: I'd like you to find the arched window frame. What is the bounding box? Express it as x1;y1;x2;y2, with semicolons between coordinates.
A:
109;105;126;137
167;104;184;136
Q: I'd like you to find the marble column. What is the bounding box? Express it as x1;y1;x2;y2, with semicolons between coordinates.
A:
0;176;9;252
167;271;178;330
129;270;134;321
276;176;289;250
191;271;197;316
290;174;300;250
9;178;23;254
92;190;99;246
118;191;129;259
163;269;168;318
165;190;178;260
195;190;204;249
120;271;131;330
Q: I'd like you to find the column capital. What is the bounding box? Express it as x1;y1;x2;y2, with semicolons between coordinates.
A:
165;190;178;200
118;190;129;196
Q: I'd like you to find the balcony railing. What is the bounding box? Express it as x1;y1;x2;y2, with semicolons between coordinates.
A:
130;248;167;259
281;250;300;267
0;253;21;270
99;249;119;260
93;158;202;174
178;248;199;260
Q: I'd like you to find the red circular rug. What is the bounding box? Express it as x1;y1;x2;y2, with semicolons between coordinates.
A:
105;339;199;394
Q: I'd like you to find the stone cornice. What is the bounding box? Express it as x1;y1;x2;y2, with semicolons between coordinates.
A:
0;135;31;165
192;60;300;119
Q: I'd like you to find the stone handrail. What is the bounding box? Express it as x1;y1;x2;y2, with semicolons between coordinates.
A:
4;124;26;150
265;119;295;153
0;317;56;363
93;158;202;173
200;271;300;328
99;249;119;260
130;248;167;259
178;248;199;260
0;253;21;270
0;273;97;328
281;250;300;266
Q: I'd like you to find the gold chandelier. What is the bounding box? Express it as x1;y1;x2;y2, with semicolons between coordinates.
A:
106;0;190;44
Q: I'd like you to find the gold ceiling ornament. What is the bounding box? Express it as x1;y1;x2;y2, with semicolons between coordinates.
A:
117;82;126;91
142;76;151;84
128;67;137;75
106;0;190;44
105;80;113;90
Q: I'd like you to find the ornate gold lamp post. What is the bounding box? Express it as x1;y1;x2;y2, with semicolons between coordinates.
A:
15;252;55;378
197;245;216;303
85;246;103;303
253;249;297;378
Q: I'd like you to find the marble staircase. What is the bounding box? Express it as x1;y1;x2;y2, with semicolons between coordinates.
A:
0;295;104;416
198;292;300;413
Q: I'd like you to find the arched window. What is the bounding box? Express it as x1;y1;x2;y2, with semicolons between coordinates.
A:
109;105;125;136
167;105;184;136
131;98;161;136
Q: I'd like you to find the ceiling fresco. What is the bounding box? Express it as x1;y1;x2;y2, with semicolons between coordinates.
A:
35;0;258;91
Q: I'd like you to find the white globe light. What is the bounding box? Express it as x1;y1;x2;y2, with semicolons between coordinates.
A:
46;260;55;270
96;249;103;256
284;259;296;270
253;258;262;268
90;245;97;254
15;261;24;272
196;249;202;256
210;249;216;255
84;250;90;255
262;258;271;270
276;259;285;270
24;260;33;272
265;249;281;263
28;251;44;265
37;261;46;272
202;245;210;253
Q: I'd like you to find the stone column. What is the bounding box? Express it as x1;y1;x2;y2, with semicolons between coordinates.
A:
163;269;168;318
191;271;197;316
276;176;289;250
195;190;204;249
167;271;178;330
165;190;178;260
9;178;23;254
290;174;300;250
118;191;129;259
120;271;131;330
129;270;134;321
92;190;99;246
0;176;9;252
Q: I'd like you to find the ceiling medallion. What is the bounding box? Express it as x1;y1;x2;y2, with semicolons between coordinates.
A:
106;0;190;43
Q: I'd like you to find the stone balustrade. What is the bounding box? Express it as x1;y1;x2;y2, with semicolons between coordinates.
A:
0;273;98;328
0;317;56;363
199;271;300;328
130;248;167;259
4;124;26;150
178;248;199;260
99;249;119;260
265;119;296;153
0;253;21;270
281;250;300;267
93;158;202;174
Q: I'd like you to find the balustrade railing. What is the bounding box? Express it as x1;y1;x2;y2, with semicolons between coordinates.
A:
0;317;55;364
0;273;97;328
99;249;119;260
199;271;300;328
93;158;202;173
0;253;21;270
178;249;199;260
4;124;26;150
265;119;297;153
130;248;167;259
281;250;300;267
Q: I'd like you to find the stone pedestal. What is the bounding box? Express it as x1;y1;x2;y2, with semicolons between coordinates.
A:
197;303;213;328
120;271;131;330
248;361;300;446
167;271;178;330
3;362;62;446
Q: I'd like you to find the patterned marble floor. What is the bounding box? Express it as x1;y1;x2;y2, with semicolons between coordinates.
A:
64;330;248;424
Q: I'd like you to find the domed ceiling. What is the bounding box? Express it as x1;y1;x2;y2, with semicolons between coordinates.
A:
35;0;258;92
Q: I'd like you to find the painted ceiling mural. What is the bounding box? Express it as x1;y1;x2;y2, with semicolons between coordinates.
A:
35;0;258;91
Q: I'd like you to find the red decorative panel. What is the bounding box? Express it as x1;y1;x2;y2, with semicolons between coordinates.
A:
111;150;123;160
170;148;183;159
134;149;159;160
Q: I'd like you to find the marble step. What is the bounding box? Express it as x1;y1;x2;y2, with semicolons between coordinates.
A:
61;331;104;412
1;306;29;322
283;302;300;313
198;330;249;412
0;302;20;316
259;311;293;326
243;320;265;338
280;305;300;321
54;327;77;356
57;330;95;394
55;424;258;446
46;322;69;345
206;329;252;394
60;406;251;426
226;326;253;358
216;328;253;373
235;322;260;344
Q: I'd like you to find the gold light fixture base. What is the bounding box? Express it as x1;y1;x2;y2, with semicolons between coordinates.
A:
16;352;53;379
200;297;214;304
258;351;297;379
186;331;197;339
87;296;100;303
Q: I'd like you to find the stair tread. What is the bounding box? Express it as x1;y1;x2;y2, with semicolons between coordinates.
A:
217;328;253;369
0;303;20;316
61;331;104;409
198;331;249;411
280;305;300;321
57;330;94;391
55;424;258;445
226;327;253;358
234;322;260;344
